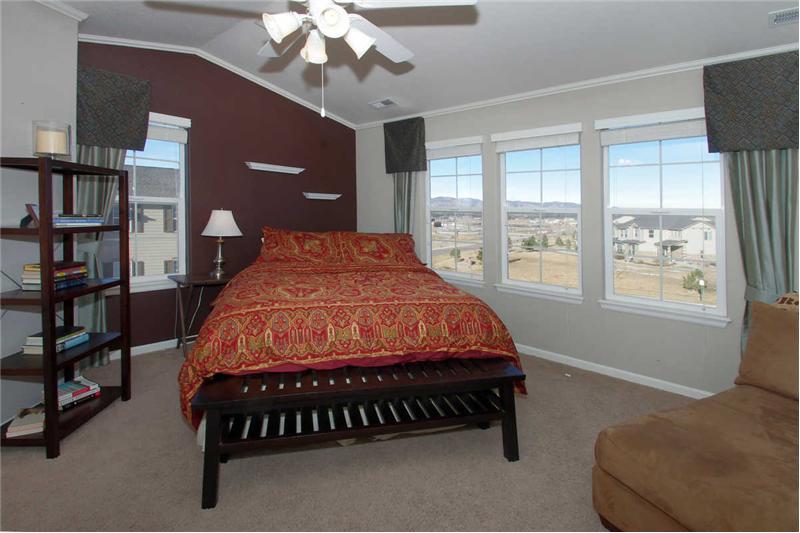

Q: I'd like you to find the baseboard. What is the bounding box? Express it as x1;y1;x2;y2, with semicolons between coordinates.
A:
516;343;713;399
109;338;179;360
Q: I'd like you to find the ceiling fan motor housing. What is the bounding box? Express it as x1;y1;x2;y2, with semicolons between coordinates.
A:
310;0;351;38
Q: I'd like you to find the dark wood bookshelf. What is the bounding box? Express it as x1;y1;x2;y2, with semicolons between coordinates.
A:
0;225;120;236
0;332;123;377
1;278;121;306
0;386;122;446
0;156;131;458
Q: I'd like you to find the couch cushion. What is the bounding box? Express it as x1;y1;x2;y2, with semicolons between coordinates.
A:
595;386;798;531
736;300;799;400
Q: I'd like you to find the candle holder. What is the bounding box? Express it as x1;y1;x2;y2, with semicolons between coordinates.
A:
32;121;71;159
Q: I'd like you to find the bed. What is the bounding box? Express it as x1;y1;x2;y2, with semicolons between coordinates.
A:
179;228;526;507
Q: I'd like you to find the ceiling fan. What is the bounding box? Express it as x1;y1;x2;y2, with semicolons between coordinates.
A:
258;0;476;118
258;0;477;64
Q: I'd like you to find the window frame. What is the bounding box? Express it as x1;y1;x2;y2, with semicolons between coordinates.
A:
599;121;729;327
123;112;190;293
424;137;485;285
491;123;584;304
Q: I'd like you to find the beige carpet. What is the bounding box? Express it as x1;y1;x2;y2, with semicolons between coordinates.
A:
0;349;689;531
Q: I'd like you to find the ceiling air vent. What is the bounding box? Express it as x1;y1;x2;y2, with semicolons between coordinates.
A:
769;7;799;26
369;98;397;109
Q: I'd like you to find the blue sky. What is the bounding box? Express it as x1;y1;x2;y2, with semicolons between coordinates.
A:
429;137;722;209
124;139;180;169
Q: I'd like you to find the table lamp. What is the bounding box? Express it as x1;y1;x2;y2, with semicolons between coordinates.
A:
33;121;71;159
201;209;243;279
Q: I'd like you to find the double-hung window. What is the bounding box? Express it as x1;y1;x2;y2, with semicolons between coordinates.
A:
599;114;727;325
494;124;582;301
112;112;189;290
426;138;484;281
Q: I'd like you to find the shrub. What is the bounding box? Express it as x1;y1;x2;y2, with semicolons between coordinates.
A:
682;269;708;293
476;248;483;262
450;248;461;260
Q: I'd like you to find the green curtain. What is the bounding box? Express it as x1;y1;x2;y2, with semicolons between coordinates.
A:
76;145;125;368
393;171;415;233
727;148;798;304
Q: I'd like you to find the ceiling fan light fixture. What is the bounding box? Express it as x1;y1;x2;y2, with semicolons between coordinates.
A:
314;3;350;38
262;12;301;44
301;29;328;64
344;27;376;59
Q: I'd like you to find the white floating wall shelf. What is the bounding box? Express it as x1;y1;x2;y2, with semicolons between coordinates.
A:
303;192;342;201
245;161;305;174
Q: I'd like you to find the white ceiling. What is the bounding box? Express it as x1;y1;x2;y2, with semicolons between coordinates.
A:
68;0;799;127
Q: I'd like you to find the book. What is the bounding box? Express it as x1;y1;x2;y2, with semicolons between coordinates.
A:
60;390;101;411
21;332;90;355
22;272;88;283
55;377;100;403
55;213;102;218
23;261;86;272
5;406;45;438
25;325;86;346
21;278;88;292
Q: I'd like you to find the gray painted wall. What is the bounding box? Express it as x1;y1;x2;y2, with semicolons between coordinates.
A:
356;69;746;395
1;1;78;422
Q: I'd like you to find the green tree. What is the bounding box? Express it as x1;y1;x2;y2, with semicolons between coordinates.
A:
555;236;564;246
541;234;549;248
682;269;708;294
522;236;538;250
476;248;483;262
450;247;461;260
564;238;572;249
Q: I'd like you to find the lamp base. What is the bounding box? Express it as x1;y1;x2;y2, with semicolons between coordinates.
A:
210;237;225;279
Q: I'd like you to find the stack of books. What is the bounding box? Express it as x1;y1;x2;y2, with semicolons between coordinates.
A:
55;377;101;411
53;213;105;227
21;261;88;291
5;406;45;438
21;325;89;355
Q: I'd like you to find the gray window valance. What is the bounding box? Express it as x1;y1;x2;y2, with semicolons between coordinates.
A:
703;51;798;153
77;66;151;151
384;117;427;173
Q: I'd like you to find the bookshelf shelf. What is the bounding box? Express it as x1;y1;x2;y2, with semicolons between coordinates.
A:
0;332;123;377
0;386;122;446
0;156;131;458
0;225;120;236
1;278;121;306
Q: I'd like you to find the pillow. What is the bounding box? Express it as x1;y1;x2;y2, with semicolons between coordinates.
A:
260;227;343;264
774;292;800;312
337;231;423;266
735;300;799;400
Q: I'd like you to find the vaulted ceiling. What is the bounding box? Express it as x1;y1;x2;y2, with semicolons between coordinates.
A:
68;1;798;127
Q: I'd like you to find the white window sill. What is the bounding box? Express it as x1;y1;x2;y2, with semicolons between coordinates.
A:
107;277;177;296
598;298;731;328
495;282;583;304
438;272;485;289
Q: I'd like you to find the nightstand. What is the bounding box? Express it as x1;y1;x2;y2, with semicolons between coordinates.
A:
168;274;231;358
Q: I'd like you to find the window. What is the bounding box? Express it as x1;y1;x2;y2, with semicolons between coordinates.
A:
494;123;582;299
109;113;189;290
601;116;725;321
426;140;483;280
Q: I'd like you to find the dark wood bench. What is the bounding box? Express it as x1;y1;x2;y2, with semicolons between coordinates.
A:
192;358;525;508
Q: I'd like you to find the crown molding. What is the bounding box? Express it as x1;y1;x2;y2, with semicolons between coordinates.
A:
354;42;799;130
35;0;89;22
77;34;357;130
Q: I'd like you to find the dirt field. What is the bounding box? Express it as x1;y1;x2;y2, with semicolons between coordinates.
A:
507;250;579;288
613;258;717;306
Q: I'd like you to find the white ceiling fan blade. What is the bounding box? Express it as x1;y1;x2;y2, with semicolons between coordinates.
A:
349;14;413;63
348;0;476;8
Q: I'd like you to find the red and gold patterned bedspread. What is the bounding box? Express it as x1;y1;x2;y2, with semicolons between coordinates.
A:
178;261;520;424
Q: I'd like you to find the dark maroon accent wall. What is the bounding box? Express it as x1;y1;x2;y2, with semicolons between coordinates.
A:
79;43;357;346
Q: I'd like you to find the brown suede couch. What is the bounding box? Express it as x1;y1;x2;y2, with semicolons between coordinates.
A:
593;300;799;531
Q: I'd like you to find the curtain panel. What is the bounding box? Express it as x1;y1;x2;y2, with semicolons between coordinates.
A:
703;51;798;153
77;66;151;151
384;117;427;173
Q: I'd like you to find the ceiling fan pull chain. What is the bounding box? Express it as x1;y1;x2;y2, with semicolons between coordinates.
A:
320;62;326;118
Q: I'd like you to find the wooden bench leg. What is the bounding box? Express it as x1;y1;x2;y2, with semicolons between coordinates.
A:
499;382;519;462
202;409;222;509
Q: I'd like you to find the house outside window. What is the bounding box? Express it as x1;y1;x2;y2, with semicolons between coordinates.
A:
109;112;190;292
426;138;484;281
493;123;583;302
599;113;726;324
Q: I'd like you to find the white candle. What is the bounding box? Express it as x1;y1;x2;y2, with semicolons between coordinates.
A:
36;129;68;155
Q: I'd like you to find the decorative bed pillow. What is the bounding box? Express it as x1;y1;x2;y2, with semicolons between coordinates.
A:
337;231;423;266
773;292;799;311
260;227;343;264
735;300;799;400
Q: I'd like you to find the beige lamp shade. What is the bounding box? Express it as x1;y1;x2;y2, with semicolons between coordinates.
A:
262;12;301;44
301;30;327;64
344;27;376;59
201;209;243;237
